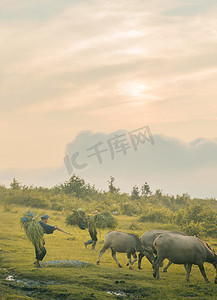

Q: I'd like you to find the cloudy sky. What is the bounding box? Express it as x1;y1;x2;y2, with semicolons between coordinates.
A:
1;0;217;197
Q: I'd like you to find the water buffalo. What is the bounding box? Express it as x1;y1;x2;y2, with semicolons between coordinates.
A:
138;230;186;271
153;233;217;283
96;231;154;269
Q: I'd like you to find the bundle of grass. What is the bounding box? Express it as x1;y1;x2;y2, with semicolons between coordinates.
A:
66;210;117;243
92;212;117;229
20;211;44;250
65;209;87;230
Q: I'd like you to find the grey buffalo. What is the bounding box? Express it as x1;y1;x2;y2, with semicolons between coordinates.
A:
153;233;217;283
138;230;186;271
96;231;153;269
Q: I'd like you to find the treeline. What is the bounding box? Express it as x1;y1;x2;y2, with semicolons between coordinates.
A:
139;205;217;237
1;176;217;237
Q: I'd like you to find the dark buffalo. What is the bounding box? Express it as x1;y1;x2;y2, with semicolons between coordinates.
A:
138;230;186;271
153;233;217;283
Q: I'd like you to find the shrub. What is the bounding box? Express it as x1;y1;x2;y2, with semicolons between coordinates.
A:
121;202;142;216
175;205;217;237
129;223;141;230
139;207;173;223
201;222;217;238
181;221;205;236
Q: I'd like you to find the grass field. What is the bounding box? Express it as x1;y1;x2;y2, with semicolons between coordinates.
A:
1;205;217;299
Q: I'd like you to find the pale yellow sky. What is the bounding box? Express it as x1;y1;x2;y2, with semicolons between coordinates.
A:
1;0;217;170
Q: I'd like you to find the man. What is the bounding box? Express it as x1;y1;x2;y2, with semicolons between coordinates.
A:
34;214;60;268
84;223;98;250
84;211;98;250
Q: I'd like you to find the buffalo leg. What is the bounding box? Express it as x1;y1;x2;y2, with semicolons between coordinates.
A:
153;257;164;280
138;253;144;269
198;264;210;283
111;248;123;268
184;263;192;282
163;261;172;272
127;253;133;269
138;252;154;269
131;253;137;265
127;253;137;267
96;246;108;265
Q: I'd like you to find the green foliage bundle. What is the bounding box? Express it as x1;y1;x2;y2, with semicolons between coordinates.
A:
65;209;87;229
20;211;44;250
66;210;117;230
92;212;117;229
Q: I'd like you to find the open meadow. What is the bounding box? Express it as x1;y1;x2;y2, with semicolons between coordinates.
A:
1;204;217;299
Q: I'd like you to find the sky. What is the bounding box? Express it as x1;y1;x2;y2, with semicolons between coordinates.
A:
1;0;217;198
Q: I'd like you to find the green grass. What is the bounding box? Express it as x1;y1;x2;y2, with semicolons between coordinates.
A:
1;205;217;299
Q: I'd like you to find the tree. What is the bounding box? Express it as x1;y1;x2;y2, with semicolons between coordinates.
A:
141;182;152;196
131;185;140;200
107;176;120;194
59;175;87;198
155;189;163;200
10;178;21;190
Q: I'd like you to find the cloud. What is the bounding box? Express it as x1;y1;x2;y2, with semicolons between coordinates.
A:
62;130;217;199
1;130;216;199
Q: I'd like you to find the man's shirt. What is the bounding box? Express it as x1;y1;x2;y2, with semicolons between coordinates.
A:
39;221;55;234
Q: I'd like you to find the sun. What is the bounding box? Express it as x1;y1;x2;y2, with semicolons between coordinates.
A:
118;81;150;105
128;82;148;98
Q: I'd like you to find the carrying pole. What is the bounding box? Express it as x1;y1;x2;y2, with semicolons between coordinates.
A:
58;228;73;235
